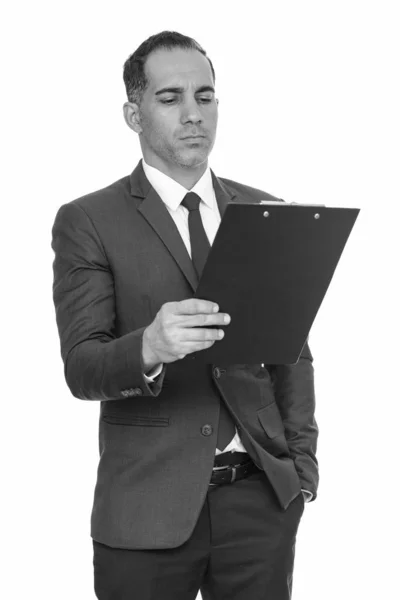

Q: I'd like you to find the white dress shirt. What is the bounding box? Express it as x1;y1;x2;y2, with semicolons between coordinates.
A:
140;159;312;500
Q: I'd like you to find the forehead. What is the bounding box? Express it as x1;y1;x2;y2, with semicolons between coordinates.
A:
144;48;214;92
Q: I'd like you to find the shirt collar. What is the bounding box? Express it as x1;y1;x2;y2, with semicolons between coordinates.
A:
142;158;215;211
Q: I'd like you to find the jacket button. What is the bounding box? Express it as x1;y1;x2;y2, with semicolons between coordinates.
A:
213;367;221;379
201;424;213;436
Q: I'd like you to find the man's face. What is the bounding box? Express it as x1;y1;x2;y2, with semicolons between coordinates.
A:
137;48;218;169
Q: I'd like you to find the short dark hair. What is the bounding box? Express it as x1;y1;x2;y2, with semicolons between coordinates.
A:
123;31;216;105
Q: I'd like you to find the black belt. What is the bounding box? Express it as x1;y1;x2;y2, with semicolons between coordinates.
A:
209;452;260;486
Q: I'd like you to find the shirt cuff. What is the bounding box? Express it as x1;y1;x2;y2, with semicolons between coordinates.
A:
301;489;313;503
143;363;164;383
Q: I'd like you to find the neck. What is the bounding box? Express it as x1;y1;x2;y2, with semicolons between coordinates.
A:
142;153;208;190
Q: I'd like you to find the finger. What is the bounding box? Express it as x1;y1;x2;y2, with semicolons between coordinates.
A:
182;327;225;343
175;298;219;315
179;312;231;328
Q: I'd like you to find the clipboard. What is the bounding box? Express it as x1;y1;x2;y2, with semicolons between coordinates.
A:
193;202;360;364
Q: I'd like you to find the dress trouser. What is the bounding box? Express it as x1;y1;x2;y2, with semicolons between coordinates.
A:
93;469;305;600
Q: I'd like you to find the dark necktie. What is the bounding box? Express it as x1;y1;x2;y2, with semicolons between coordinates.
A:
180;192;210;279
181;192;236;451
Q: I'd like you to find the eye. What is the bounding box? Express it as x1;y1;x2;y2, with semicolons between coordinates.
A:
198;97;212;103
160;98;177;105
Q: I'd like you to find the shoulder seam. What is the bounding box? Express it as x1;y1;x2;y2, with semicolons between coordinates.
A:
72;202;109;263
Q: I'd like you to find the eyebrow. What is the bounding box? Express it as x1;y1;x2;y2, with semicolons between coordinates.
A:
155;85;215;96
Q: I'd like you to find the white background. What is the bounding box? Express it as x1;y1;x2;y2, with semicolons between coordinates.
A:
2;1;399;598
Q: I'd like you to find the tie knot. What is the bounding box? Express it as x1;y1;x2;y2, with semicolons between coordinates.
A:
181;192;201;212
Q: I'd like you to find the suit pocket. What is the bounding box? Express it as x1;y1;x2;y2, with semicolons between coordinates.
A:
102;414;170;427
257;402;285;438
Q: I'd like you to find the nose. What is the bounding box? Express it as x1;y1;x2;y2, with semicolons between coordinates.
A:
180;96;202;124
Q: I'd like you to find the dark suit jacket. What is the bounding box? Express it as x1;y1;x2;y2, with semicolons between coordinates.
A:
51;160;318;550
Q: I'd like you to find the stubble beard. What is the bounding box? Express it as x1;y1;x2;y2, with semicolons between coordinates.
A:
166;137;215;169
142;120;216;170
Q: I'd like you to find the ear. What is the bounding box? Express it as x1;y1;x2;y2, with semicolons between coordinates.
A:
123;102;143;134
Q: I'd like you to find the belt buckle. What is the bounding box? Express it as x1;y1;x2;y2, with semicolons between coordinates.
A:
209;464;238;487
230;466;237;483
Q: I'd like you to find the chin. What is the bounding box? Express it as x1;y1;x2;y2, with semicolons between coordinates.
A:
176;149;209;168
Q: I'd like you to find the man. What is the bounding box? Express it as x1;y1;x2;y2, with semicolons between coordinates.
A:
51;31;318;600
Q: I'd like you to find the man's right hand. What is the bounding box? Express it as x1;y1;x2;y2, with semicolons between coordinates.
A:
141;299;231;371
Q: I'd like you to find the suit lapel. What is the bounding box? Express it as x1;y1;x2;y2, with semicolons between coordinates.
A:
130;161;197;291
129;161;237;292
211;170;237;218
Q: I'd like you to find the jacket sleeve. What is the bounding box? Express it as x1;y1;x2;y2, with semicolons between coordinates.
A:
51;201;166;401
271;341;319;499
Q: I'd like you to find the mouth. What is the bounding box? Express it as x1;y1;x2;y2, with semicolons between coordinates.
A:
180;135;206;140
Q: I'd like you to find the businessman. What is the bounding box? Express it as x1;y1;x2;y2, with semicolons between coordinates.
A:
51;31;318;600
